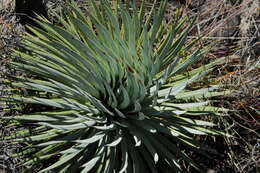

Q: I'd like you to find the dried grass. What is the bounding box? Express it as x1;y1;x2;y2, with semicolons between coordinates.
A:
177;0;260;172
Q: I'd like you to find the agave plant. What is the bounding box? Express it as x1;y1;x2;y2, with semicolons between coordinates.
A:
2;0;228;172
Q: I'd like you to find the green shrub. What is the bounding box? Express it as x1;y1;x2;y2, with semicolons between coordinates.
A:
2;0;228;172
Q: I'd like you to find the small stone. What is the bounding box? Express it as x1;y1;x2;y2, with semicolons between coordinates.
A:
207;169;215;173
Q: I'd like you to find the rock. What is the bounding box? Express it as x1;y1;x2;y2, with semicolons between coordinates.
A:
207;169;215;173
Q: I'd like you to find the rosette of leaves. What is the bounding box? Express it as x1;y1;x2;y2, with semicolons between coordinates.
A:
2;0;228;172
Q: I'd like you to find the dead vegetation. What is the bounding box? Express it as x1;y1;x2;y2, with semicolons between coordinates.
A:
183;0;260;172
